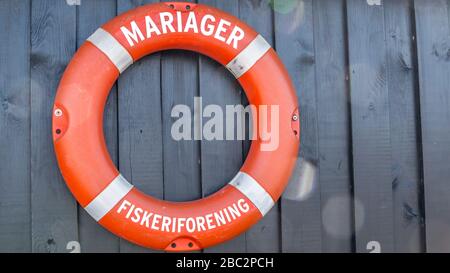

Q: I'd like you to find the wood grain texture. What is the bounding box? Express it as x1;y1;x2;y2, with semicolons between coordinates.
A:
161;50;202;202
117;0;163;253
0;0;31;252
346;0;394;252
30;0;78;253
385;0;424;253
275;0;322;252
160;0;201;204
0;0;446;253
414;0;450;253
160;0;202;253
77;0;120;253
313;0;353;253
239;0;280;253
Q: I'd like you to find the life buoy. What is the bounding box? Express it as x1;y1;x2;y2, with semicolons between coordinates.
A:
53;2;299;251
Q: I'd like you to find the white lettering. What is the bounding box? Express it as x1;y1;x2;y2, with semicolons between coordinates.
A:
125;204;135;219
151;214;161;230
200;14;216;36
140;211;153;227
116;199;252;232
196;216;206;231
118;12;246;49
214;19;231;42
160;12;175;34
120;21;145;47
205;213;216;229
228;204;241;220
226;25;245;49
161;216;171;232
238;198;250;213
214;211;226;227
177;218;186;233
176;11;183;32
145;16;161;38
131;207;143;223
186;218;196;233
117;200;131;214
184;12;199;33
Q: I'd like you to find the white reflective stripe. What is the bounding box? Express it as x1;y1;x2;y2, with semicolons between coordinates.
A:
229;172;274;216
226;35;271;79
84;174;133;221
87;28;133;73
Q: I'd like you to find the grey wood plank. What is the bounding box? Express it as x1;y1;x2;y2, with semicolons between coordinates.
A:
161;51;201;202
160;0;202;203
30;0;78;253
117;0;163;253
77;0;119;253
384;0;424;253
313;0;353;253
159;0;202;254
274;0;322;252
414;0;450;253
239;0;280;253
0;0;31;252
197;0;246;253
346;0;394;252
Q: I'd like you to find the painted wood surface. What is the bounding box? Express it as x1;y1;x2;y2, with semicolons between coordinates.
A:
314;0;353;252
198;0;246;253
275;0;322;252
0;0;31;252
77;0;119;253
0;0;444;252
30;0;78;252
385;0;423;252
347;0;395;252
414;0;450;253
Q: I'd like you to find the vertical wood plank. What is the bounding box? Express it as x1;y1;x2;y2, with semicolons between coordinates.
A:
160;0;202;204
117;0;163;253
0;0;31;252
239;0;280;253
385;0;424;253
313;0;353;252
274;0;322;252
30;0;78;252
77;0;119;253
346;0;394;252
197;0;246;253
159;0;202;253
414;0;450;253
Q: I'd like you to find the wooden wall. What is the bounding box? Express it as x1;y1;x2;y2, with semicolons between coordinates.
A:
0;0;449;252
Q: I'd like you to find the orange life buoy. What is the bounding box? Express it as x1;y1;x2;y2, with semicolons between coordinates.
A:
53;2;299;251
